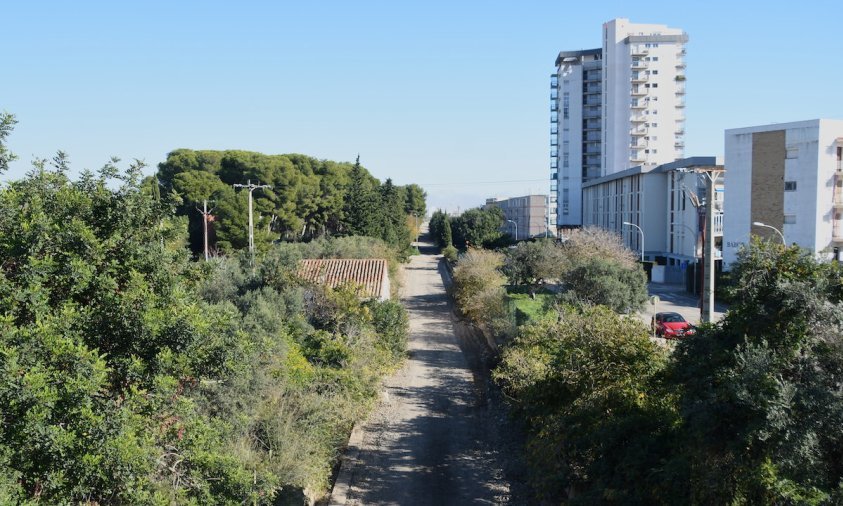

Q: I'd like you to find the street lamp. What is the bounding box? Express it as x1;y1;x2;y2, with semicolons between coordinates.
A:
752;221;786;245
622;221;645;262
506;219;518;241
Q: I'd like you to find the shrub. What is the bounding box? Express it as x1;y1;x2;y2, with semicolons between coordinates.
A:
441;244;458;263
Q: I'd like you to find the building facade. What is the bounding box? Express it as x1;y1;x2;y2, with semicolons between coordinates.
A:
723;119;843;268
581;157;723;283
484;195;549;240
551;18;688;228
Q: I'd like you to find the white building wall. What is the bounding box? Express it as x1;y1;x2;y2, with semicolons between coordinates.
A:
602;19;687;176
723;130;754;267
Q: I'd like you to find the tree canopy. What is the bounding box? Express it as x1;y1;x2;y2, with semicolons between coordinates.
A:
157;149;424;255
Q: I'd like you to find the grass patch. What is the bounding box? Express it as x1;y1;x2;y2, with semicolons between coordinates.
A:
505;290;555;326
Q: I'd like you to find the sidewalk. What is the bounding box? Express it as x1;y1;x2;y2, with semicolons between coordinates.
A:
638;282;727;326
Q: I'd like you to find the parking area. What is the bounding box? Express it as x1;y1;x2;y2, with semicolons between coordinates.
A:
637;283;727;327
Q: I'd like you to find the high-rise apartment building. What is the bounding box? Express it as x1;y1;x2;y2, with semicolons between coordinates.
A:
550;18;688;228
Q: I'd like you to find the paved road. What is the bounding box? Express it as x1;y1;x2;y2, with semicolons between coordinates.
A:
330;246;516;505
638;282;727;326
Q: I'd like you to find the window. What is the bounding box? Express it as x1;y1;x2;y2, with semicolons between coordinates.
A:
652;123;658;127
653;56;659;61
784;181;797;191
652;70;659;74
652;83;659;88
784;215;797;224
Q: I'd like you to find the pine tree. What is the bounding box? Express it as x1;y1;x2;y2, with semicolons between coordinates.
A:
342;155;381;237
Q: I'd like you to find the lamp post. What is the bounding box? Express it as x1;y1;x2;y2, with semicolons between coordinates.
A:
622;221;645;262
506;219;518;241
752;221;786;245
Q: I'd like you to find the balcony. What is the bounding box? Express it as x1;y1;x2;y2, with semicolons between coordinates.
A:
676;86;686;95
713;213;724;236
631;101;647;109
630;127;647;136
550;171;557;180
631;74;649;83
675;128;686;135
630;114;647;123
584;73;602;82
676;100;686;108
631;61;648;70
675;141;685;148
550;91;558;100
675;61;686;69
834;193;843;209
631;47;648;56
550;102;558;112
834;225;843;242
584;122;601;131
838;160;842;172
632;87;647;96
584;85;602;94
631;155;646;164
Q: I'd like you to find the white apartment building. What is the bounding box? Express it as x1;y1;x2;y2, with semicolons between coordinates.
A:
551;18;688;228
484;195;549;240
581;157;723;284
723;119;843;268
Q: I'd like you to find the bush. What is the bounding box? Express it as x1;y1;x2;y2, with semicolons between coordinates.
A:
452;248;512;335
441;244;458;263
494;306;674;502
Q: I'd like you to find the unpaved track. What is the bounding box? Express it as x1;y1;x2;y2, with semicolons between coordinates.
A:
330;246;518;505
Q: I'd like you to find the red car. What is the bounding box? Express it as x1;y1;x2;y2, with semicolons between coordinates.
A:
652;312;696;338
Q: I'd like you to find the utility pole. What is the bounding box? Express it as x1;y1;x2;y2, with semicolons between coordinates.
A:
233;180;271;266
678;167;724;323
196;199;216;260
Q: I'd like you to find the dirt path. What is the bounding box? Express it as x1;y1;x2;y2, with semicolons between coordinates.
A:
330;244;525;505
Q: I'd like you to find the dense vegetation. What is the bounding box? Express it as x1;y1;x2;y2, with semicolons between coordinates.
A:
451;228;647;334
157;149;426;256
0;115;410;504
429;207;506;250
494;238;843;504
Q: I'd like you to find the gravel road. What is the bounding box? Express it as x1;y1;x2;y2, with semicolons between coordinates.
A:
329;243;526;505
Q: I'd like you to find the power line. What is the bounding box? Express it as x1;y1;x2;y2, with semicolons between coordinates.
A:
417;178;548;187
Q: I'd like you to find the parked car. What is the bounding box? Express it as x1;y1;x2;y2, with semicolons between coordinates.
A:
651;312;696;338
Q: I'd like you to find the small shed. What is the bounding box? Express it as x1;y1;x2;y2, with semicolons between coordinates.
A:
297;258;391;301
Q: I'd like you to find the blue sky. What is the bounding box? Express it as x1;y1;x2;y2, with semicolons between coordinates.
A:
3;1;842;212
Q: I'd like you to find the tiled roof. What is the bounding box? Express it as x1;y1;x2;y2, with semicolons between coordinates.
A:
297;258;388;299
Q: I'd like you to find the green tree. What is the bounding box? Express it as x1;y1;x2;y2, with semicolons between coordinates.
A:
557;227;646;312
451;206;504;249
403;183;427;218
342;156;382;238
494;306;675;503
669;240;843;504
503;239;565;289
429;210;450;248
379;178;412;250
0;112;18;174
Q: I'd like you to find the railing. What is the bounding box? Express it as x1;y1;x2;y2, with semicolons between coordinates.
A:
713;213;724;235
